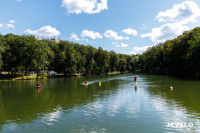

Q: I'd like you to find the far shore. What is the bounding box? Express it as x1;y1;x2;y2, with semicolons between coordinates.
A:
0;71;124;81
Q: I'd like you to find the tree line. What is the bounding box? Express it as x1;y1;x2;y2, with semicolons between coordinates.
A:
0;27;200;78
138;27;200;78
0;33;138;76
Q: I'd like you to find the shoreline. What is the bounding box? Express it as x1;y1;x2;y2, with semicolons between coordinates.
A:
0;72;123;81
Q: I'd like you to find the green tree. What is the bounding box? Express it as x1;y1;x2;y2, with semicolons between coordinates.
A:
64;44;77;75
85;46;96;74
109;51;119;72
95;47;110;73
0;34;5;69
118;55;127;73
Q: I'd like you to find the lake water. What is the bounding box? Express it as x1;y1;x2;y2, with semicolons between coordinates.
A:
0;74;200;133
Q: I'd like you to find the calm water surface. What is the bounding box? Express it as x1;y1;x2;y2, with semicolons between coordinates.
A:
0;74;200;133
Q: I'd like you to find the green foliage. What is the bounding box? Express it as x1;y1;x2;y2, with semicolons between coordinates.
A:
118;54;127;73
1;34;137;75
109;51;119;72
95;47;110;73
0;34;5;69
64;43;77;75
2;27;200;78
137;27;200;78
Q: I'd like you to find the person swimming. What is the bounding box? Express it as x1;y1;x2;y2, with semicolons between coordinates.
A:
84;80;88;86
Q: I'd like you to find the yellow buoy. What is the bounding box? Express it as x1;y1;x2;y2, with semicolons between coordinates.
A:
99;82;101;86
170;86;173;90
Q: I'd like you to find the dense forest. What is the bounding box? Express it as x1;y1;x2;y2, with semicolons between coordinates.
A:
0;33;138;76
0;27;200;78
139;27;200;78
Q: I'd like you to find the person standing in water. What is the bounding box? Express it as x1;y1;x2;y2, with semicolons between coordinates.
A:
134;76;137;83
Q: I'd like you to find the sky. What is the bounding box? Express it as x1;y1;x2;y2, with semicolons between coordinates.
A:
0;0;200;55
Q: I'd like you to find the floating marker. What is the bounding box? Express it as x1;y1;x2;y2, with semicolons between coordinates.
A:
170;86;173;90
99;82;101;86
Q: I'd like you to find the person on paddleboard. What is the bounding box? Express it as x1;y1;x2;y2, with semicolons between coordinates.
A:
37;81;41;86
134;76;137;83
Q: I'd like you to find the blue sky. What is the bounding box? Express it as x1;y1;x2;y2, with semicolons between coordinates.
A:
0;0;200;54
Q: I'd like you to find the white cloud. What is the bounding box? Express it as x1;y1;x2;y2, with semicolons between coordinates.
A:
104;30;129;40
122;28;138;36
81;30;103;39
142;1;199;44
116;43;128;48
62;0;108;14
115;36;129;40
5;24;15;28
9;20;15;24
0;20;16;28
156;1;200;24
24;25;60;37
70;33;81;41
141;23;189;44
104;30;116;38
129;45;153;55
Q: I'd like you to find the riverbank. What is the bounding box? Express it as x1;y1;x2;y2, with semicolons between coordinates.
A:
107;71;121;75
0;74;44;81
0;73;81;81
0;71;134;81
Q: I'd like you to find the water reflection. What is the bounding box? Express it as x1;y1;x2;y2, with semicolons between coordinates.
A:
37;88;40;94
42;106;63;125
0;75;123;131
135;84;137;93
0;74;200;133
142;75;200;132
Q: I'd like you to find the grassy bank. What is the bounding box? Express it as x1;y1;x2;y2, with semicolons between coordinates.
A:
107;71;121;75
0;73;81;81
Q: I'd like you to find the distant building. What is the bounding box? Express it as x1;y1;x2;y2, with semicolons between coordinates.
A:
51;38;61;43
31;36;42;41
30;36;61;43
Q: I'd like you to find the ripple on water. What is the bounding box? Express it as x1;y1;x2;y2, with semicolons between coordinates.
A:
1;74;200;133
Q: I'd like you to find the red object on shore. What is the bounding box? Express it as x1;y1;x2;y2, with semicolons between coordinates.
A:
134;76;137;82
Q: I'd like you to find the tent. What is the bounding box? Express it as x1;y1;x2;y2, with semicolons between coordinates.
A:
49;71;57;76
